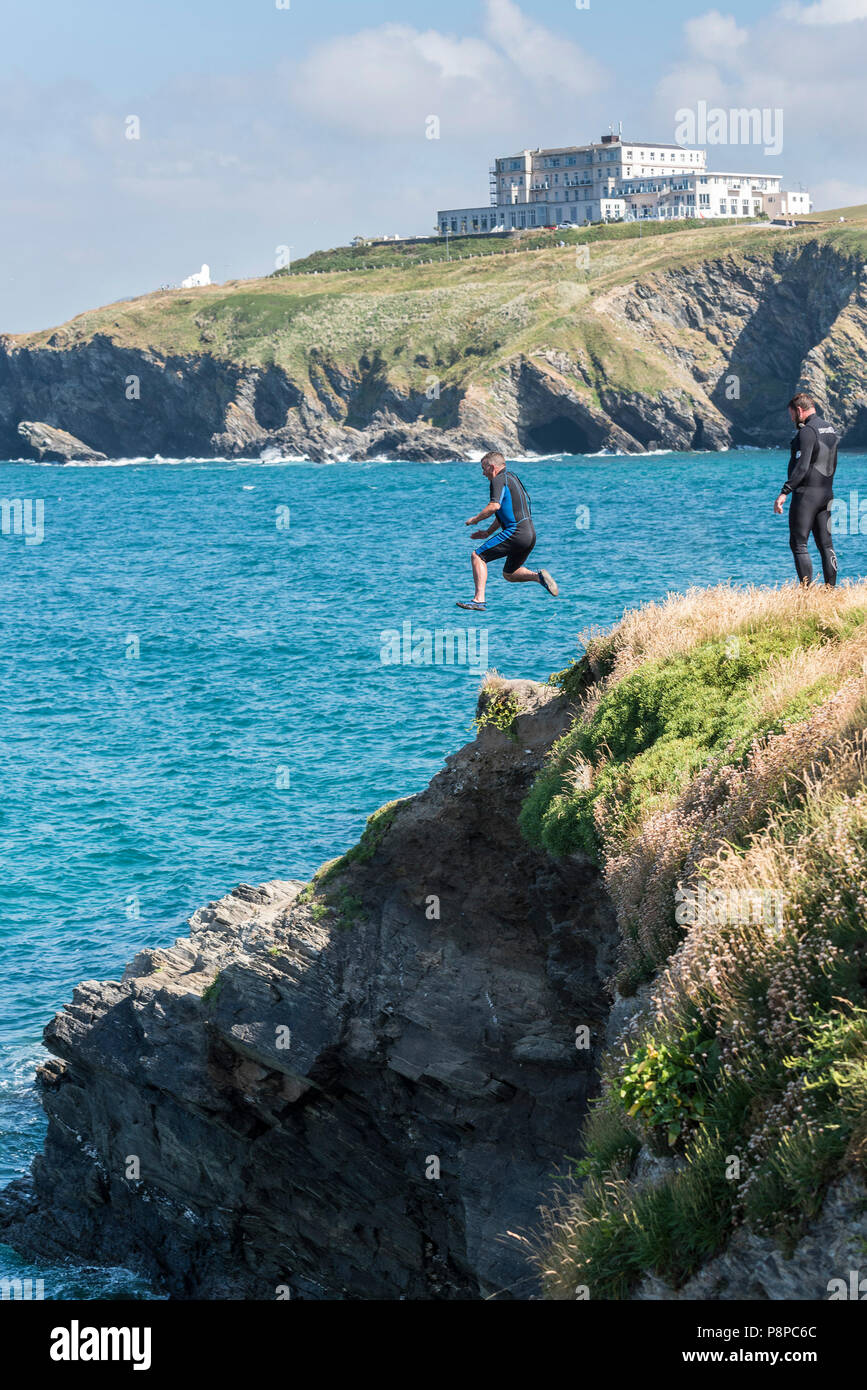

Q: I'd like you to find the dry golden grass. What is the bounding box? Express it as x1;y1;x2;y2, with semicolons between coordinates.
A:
608;675;867;986
756;629;867;723
534;582;867;1298
587;580;867;686
650;766;867;1081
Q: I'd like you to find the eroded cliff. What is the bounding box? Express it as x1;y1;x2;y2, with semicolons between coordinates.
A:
0;680;618;1299
3;224;866;461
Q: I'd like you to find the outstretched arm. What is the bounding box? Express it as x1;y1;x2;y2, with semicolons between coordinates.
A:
466;500;500;527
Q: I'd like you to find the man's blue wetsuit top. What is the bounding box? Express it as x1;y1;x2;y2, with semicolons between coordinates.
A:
490;470;532;537
781;414;839;496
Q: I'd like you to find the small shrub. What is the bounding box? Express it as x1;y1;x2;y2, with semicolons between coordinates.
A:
474;690;521;741
618;1027;721;1149
201;974;223;1006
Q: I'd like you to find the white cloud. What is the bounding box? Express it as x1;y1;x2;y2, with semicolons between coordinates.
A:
684;11;749;60
655;61;732;121
292;23;511;138
292;2;606;139
652;5;867;193
11;1;867;332
779;0;867;24
484;0;606;97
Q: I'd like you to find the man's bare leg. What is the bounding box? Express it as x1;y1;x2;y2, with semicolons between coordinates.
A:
505;566;558;595
471;551;488;603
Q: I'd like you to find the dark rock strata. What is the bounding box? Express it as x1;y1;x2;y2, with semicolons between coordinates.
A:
0;681;618;1299
17;420;107;462
3;241;866;461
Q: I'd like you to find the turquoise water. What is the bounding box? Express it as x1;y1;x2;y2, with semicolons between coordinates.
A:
2;449;866;1298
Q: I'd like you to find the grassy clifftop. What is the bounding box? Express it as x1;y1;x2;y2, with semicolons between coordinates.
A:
523;582;867;1296
4;207;867;459
13;217;867;403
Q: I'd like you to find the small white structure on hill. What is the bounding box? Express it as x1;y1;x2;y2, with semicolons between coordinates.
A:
181;263;211;288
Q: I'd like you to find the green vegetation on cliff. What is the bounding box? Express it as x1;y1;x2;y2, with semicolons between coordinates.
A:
279;218;751;277
8;207;867;459
528;583;867;1297
16;216;867;411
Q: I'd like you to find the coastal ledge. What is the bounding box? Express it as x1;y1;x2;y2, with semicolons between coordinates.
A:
5;595;867;1302
0;679;619;1299
3;230;867;462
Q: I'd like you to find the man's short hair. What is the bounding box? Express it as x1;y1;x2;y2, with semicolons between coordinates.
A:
481;451;505;469
788;392;815;413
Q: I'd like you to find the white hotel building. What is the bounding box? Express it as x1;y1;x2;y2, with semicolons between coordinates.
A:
437;132;811;235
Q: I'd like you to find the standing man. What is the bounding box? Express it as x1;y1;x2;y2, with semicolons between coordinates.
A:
458;452;558;611
774;393;839;586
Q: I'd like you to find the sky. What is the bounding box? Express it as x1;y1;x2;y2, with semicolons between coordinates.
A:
1;0;865;332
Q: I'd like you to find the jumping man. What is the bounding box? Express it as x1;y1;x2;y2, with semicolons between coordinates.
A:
457;452;558;611
774;392;839;586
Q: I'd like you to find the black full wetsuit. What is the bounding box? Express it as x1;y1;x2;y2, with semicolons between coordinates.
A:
781;413;839;586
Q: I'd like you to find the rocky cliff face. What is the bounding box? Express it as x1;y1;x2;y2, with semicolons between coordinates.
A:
603;238;867;446
3;238;866;461
634;1174;867;1301
2;671;864;1300
0;681;619;1299
17;420;107;462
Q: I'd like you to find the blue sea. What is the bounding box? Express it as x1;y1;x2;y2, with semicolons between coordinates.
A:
2;449;866;1299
